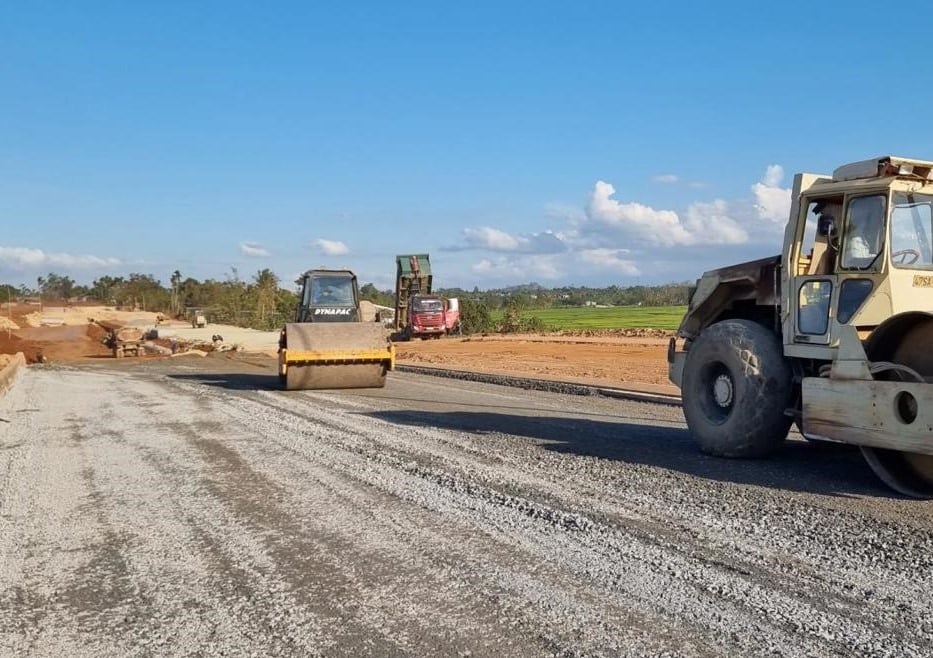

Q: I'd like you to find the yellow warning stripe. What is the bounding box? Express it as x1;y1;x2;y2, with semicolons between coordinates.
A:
283;347;395;369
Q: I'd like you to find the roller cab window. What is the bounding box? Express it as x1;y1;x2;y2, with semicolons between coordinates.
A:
840;195;886;271
310;276;355;305
890;192;933;269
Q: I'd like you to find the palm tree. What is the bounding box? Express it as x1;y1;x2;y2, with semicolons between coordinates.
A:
170;270;182;315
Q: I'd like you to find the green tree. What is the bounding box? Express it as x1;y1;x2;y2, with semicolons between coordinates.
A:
498;296;545;333
179;277;209;308
91;275;126;304
0;283;17;303
253;268;279;327
359;282;393;307
458;298;494;334
217;268;248;325
276;288;299;323
37;272;76;301
109;273;170;311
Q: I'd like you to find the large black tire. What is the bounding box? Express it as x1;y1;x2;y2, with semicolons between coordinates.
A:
682;319;793;458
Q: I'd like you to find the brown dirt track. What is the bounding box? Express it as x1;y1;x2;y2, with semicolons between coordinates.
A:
394;333;676;394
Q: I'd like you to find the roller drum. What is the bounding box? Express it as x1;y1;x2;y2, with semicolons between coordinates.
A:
860;319;933;498
280;322;392;390
285;363;387;390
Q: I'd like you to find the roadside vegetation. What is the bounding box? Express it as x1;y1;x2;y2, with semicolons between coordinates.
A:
2;272;691;333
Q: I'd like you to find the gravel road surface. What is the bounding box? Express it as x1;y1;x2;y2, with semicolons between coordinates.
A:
1;357;932;657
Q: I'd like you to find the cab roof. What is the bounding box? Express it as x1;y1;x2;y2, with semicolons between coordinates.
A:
833;156;933;182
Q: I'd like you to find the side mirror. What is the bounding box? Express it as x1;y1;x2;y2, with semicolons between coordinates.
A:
817;215;836;237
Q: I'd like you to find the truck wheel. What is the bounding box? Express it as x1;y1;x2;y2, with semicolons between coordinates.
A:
681;319;793;458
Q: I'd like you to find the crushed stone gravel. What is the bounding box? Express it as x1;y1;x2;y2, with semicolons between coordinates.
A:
0;363;931;657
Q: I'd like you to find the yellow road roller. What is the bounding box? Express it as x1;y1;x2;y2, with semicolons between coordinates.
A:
278;269;395;390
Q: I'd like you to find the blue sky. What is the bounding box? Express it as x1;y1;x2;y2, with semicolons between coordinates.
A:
2;1;931;291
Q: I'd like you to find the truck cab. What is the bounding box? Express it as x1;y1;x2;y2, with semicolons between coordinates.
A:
407;294;460;339
409;294;446;338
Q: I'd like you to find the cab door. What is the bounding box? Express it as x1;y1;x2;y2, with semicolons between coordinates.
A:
794;277;835;345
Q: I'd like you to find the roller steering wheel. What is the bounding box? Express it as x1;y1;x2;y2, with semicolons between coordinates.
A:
891;249;921;265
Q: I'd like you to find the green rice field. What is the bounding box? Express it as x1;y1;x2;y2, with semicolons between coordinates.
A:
492;305;687;330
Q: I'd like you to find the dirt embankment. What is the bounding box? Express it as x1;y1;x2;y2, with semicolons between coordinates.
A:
0;323;112;363
0;303;120;362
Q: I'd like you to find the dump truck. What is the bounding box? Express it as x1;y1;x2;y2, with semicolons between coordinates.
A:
669;156;933;498
394;254;460;339
278;269;395;390
91;319;145;358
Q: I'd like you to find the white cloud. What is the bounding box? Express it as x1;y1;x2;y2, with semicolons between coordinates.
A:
682;199;748;245
459;227;567;254
583;176;774;247
578;249;641;275
463;227;520;251
455;162;791;286
470;249;643;283
585;180;695;245
472;255;563;280
311;239;350;256
653;174;710;188
0;246;121;269
752;164;792;223
239;241;270;257
544;203;586;225
761;164;783;187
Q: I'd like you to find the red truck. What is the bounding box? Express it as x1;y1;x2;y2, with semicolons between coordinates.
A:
395;254;461;340
407;294;460;339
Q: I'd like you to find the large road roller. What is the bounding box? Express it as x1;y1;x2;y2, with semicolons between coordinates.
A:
669;156;933;498
278;269;394;390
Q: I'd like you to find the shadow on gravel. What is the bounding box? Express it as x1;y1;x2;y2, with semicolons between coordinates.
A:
167;372;280;391
365;409;894;499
